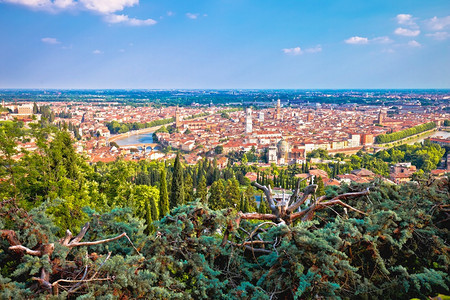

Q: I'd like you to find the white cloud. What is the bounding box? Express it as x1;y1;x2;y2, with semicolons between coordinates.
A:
282;47;303;55
407;40;421;47
394;27;420;36
396;14;416;26
167;11;174;17
426;31;450;40
2;0;53;9
2;0;137;12
104;14;157;26
372;36;393;44
427;16;450;31
53;0;74;8
92;49;103;54
345;36;369;44
282;45;321;55
346;36;393;45
79;0;138;14
186;13;199;19
41;37;60;44
2;0;156;25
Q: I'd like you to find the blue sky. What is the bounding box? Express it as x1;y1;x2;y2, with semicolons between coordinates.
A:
0;0;449;89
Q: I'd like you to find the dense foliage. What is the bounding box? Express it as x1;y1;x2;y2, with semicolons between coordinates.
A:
1;180;448;299
375;139;446;171
375;122;436;144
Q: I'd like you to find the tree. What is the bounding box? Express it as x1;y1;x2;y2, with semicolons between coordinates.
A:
184;173;194;203
132;185;159;232
159;168;170;217
170;152;185;208
316;176;325;197
0;121;25;199
243;185;256;212
215;145;224;155
208;179;225;210
33;102;39;114
242;153;248;165
195;175;207;204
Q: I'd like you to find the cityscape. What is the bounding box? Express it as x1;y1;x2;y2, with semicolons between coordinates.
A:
1;0;449;299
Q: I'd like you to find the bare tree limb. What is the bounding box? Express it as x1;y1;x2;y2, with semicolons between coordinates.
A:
60;230;73;246
252;182;278;215
9;245;44;256
240;212;278;221
68;232;127;248
68;222;90;246
289;175;312;206
287;184;317;213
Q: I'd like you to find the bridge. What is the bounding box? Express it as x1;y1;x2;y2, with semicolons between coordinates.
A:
118;143;161;150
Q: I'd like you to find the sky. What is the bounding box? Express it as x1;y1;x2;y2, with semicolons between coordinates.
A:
0;0;449;89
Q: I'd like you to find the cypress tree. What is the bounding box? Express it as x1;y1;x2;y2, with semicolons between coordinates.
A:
196;175;207;204
316;176;325;197
239;194;245;212
145;201;153;234
150;191;159;221
209;179;225;210
159;168;170;217
33;102;39;114
259;194;270;214
170;152;185;208
243;194;250;213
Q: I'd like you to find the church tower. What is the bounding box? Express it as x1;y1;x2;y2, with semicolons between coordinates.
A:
175;106;183;128
378;109;386;125
276;99;281;120
245;107;252;134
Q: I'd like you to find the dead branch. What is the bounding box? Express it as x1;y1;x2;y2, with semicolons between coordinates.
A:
240;212;278;222
289;175;312;206
292;188;370;222
9;245;44;256
68;232;127;248
287;184;318;213
252;182;277;215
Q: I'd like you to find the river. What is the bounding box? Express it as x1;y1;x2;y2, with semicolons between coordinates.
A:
115;132;155;146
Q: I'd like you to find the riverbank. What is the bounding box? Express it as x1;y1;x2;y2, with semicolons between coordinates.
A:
109;123;174;144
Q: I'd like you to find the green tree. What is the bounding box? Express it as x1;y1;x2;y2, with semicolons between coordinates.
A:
195;175;208;204
32;102;39;114
242;153;248;165
170;152;185;208
258;194;270;213
208;179;225;210
215;145;224;155
316;176;325;197
159;168;170;217
225;178;241;209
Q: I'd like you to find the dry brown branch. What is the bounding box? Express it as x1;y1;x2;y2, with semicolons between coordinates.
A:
240;212;278;221
9;245;44;256
287;184;317;213
68;232;127;248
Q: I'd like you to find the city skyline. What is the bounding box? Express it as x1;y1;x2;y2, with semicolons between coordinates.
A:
1;0;450;89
